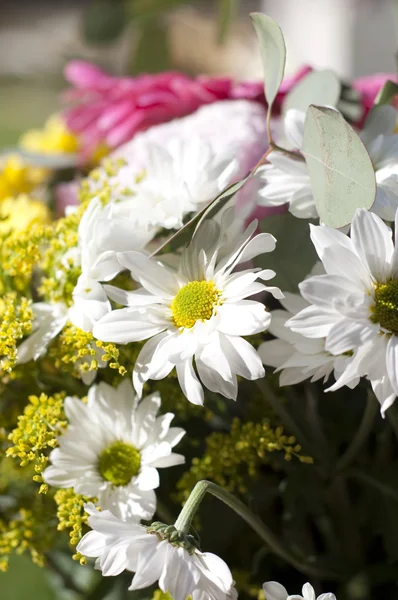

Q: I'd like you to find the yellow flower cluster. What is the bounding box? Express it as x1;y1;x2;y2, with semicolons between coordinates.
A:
49;323;127;379
19;114;79;156
7;392;67;492
177;418;313;500
39;209;82;306
0;155;47;202
0;194;50;235
0;508;49;571
1;222;52;284
0;294;33;372
54;488;94;556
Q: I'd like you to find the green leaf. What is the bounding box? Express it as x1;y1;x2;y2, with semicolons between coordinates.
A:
283;69;341;115
250;13;286;108
255;212;317;292
218;0;238;43
373;80;398;107
83;0;127;46
302;105;376;228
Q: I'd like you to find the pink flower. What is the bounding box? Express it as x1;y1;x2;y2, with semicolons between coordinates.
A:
63;61;311;157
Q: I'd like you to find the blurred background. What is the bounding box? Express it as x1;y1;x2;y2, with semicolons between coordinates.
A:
0;0;397;147
0;0;397;598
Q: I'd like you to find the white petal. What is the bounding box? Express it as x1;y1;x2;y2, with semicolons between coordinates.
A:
220;334;265;380
262;581;289;600
176;359;204;405
350;208;393;281
93;308;165;343
217;301;271;336
134;465;160;490
128;538;166;591
258;339;293;369
386;335;398;396
118;251;178;298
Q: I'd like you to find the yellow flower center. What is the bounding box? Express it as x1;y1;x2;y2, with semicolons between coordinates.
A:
371;280;398;334
171;280;223;329
98;441;141;486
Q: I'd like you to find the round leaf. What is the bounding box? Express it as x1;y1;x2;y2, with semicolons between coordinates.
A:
283;69;341;115
250;13;286;108
302;105;376;228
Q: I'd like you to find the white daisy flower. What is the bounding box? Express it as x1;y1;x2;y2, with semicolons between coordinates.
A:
258;291;358;387
115;99;269;222
256;106;398;222
16;197;153;370
263;580;336;600
43;379;185;521
77;504;237;600
287;207;398;414
93;210;283;405
108;138;237;231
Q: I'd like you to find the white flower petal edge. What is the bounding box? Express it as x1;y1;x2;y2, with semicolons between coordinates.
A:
43;379;185;521
93;209;283;404
263;581;336;600
77;504;236;600
287;208;398;414
256;107;398;222
258;291;358;388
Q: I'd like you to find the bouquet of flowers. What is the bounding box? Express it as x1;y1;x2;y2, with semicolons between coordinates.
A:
1;11;398;600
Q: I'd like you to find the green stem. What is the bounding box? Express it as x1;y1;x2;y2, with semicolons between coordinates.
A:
346;468;398;502
175;480;342;580
270;141;305;161
337;391;378;471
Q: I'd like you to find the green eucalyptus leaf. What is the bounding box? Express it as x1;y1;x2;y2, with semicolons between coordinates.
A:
302;105;376;228
250;13;286;108
255;212;317;292
373;80;398;107
283;69;341;115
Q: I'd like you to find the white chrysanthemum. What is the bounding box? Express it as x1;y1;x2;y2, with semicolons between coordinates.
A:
109;138;237;231
43;380;185;521
77;504;237;600
256;106;398;222
93;210;283;405
263;580;336;600
115;99;269;221
258;291;358;387
287;207;398;414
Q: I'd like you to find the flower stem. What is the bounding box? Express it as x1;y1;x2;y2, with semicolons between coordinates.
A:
337;391;378;471
175;480;342;579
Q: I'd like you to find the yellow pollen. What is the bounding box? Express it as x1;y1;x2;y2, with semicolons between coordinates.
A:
98;441;141;487
171;280;223;329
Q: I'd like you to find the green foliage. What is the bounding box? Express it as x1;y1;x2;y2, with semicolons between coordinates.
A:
176;418;313;501
250;13;286;109
302;105;376;227
283;69;341;115
257;211;317;292
83;0;127;46
373;79;398;107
